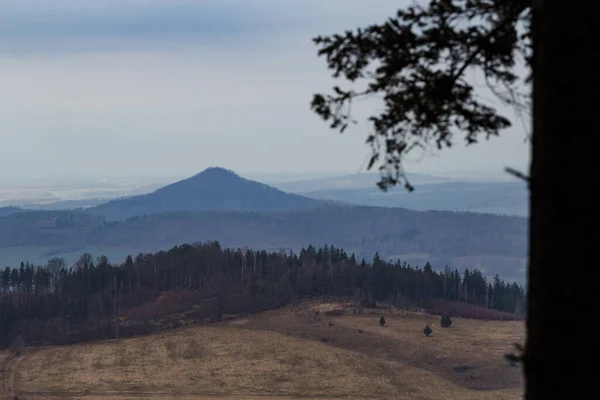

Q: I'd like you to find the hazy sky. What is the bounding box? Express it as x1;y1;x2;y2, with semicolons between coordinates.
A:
0;0;530;183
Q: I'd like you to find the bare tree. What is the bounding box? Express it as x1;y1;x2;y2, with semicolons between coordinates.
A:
46;257;65;295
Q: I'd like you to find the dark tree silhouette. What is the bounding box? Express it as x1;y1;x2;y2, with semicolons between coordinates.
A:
424;325;433;337
311;0;531;190
310;1;597;398
10;335;25;357
440;315;452;328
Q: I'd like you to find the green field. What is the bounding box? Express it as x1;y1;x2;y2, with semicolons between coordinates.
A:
0;246;145;268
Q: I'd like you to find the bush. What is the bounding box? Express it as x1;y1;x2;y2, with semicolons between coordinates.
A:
379;315;386;327
441;315;452;328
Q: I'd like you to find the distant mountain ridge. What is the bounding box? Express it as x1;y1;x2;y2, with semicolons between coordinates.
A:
87;167;329;221
0;205;527;283
4;169;526;216
272;171;456;192
0;206;22;217
0;167;529;282
273;173;528;216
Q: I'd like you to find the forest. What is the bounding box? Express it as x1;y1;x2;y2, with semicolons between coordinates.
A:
0;241;525;348
0;206;527;263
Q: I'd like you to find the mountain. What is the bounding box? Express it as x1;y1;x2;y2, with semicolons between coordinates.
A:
0;205;528;283
87;167;327;220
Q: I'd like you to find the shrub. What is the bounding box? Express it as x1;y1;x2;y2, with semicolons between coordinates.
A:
424;325;433;337
441;315;452;328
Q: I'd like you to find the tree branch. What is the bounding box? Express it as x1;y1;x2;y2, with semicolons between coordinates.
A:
505;166;530;184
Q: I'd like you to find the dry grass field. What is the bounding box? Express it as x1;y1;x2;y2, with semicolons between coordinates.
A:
0;302;524;400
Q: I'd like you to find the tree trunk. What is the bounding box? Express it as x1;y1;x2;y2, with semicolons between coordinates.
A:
527;2;598;398
116;282;121;339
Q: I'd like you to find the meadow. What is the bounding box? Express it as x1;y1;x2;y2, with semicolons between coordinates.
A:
0;302;524;400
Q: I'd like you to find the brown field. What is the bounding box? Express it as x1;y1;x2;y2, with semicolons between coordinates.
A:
0;302;524;400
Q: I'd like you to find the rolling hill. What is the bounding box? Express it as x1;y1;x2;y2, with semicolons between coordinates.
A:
0;205;527;283
274;174;528;216
0;206;21;217
88;167;328;220
271;171;456;192
0;210;103;247
0;303;524;399
87;206;526;257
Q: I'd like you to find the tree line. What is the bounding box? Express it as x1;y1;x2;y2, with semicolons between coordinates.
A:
0;241;525;348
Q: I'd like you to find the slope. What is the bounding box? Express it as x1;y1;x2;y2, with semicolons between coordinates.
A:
88;167;326;221
1;303;524;399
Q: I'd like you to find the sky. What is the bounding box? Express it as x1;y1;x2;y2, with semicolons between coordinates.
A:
0;0;531;184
